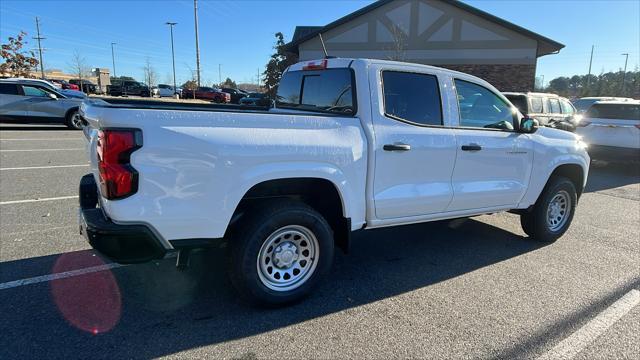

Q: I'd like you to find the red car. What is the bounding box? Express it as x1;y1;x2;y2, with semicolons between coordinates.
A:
182;87;230;103
50;79;80;91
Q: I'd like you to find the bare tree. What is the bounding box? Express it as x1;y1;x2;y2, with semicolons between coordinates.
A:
68;50;90;92
183;63;198;99
385;24;408;61
142;57;157;88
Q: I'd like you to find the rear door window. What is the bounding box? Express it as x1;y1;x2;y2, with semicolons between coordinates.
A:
530;97;543;113
504;95;528;114
382;71;443;126
277;68;355;115
549;98;561;114
0;83;19;95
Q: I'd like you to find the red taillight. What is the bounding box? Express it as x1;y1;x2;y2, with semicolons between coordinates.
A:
577;121;591;127
302;59;327;70
97;129;142;199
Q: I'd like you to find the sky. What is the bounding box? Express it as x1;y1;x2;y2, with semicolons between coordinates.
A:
1;0;638;87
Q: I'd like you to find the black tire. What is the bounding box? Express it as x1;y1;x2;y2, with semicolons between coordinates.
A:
228;199;334;306
520;176;577;242
65;109;83;130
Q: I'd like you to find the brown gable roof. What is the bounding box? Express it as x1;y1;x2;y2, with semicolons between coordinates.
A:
284;0;564;57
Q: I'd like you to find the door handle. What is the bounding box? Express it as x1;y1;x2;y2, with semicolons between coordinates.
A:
461;144;482;151
383;143;411;151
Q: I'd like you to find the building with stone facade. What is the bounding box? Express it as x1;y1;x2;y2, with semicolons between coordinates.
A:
284;0;564;91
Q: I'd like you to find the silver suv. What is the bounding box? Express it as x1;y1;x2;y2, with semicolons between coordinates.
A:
0;78;85;129
503;92;578;131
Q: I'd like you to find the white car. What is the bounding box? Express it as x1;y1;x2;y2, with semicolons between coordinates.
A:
154;84;180;98
79;58;590;305
576;100;640;160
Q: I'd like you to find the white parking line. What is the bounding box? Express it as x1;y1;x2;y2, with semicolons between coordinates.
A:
0;138;82;141
0;148;83;152
537;289;640;360
0;195;79;205
0;263;126;290
0;164;88;171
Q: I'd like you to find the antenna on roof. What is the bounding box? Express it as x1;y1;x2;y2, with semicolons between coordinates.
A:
318;33;329;58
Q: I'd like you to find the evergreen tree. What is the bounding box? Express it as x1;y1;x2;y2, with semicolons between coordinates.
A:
262;32;297;99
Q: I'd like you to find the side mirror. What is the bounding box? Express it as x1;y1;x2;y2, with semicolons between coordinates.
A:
47;93;58;100
520;117;539;133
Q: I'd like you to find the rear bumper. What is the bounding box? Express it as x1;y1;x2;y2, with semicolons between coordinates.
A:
78;174;168;264
588;145;640;162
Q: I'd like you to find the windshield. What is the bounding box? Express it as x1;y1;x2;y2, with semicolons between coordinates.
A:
504;95;528;114
572;99;596;113
276;68;355;115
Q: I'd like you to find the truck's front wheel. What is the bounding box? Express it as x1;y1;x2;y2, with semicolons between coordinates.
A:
520;176;577;242
228;200;334;306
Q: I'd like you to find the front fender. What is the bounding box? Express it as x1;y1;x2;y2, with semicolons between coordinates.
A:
518;146;589;208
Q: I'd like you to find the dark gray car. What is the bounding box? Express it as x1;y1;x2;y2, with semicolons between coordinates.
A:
0;79;85;129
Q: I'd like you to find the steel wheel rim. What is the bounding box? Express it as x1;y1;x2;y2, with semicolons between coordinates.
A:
71;113;83;129
257;225;319;292
546;190;570;232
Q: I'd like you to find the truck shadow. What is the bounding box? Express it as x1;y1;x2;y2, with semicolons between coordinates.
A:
1;218;545;359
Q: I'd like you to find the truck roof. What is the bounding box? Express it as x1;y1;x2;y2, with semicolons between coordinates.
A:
287;57;491;86
502;92;564;98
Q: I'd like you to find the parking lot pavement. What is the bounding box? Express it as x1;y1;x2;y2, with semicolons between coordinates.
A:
0;124;638;359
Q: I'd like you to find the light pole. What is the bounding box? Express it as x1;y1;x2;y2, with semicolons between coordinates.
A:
621;53;629;95
166;22;178;98
194;0;201;87
110;42;117;78
34;17;45;79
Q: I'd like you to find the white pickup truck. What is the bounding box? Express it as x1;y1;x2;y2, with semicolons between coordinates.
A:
80;58;590;305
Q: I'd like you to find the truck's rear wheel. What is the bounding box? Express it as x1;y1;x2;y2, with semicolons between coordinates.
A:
520;176;576;242
228;200;334;306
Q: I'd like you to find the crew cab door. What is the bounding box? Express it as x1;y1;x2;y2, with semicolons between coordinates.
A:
370;67;457;219
447;78;533;211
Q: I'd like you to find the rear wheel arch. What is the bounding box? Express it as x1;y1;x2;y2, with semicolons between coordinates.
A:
227;177;351;253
